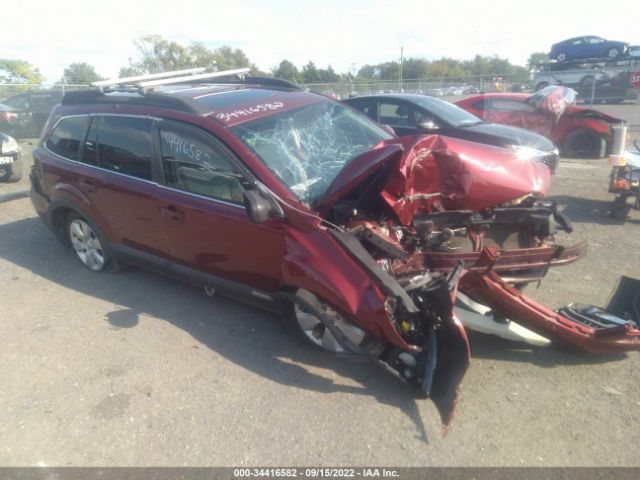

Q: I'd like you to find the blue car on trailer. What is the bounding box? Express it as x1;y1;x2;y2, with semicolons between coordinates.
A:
550;36;629;62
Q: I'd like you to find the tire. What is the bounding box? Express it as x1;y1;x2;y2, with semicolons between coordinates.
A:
562;129;607;159
580;75;595;88
283;289;369;354
607;48;620;59
556;52;567;62
534;82;549;91
66;212;117;272
5;158;23;183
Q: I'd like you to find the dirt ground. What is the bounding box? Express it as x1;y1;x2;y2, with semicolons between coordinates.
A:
0;103;639;467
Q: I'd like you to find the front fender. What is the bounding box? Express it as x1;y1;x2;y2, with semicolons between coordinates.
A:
280;227;416;351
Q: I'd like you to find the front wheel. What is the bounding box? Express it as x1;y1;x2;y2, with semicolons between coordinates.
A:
283;289;368;354
1;159;23;183
562;129;607;159
66;212;116;272
607;48;620;59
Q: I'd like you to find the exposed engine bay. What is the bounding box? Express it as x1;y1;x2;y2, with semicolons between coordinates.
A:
297;134;640;426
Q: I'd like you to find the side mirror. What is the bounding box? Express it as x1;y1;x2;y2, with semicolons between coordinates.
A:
243;189;282;224
417;120;439;131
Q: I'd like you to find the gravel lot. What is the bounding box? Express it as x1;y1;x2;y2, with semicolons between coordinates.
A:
0;103;639;467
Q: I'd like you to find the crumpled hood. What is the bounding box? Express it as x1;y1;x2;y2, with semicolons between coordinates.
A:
526;85;576;120
381;135;551;225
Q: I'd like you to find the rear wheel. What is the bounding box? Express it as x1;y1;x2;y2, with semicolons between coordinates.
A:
534;81;549;91
66;212;116;272
556;52;567;62
562;129;607;159
284;289;368;353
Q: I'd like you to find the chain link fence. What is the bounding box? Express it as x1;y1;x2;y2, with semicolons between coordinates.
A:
302;73;530;100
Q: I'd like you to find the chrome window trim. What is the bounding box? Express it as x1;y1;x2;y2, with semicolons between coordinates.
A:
43;113;246;211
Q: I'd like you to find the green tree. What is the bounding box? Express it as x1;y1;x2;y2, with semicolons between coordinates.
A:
61;62;103;84
527;52;548;70
272;60;299;82
0;59;44;84
119;35;260;77
356;64;379;79
301;61;322;83
318;65;340;83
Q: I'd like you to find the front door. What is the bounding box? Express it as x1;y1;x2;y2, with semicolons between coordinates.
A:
156;119;285;292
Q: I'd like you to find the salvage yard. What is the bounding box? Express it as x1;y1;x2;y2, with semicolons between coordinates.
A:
0;102;639;467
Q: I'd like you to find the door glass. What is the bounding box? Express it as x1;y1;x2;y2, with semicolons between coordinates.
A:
379;102;416;126
160;121;245;203
489;99;536;112
97;116;153;180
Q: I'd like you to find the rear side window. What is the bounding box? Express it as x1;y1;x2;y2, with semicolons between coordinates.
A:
46;116;90;160
97;116;153;180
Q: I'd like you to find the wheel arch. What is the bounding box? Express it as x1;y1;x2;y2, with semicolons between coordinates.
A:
47;196;111;247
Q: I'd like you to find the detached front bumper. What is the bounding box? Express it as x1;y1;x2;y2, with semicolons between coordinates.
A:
392;242;588;277
461;248;640;354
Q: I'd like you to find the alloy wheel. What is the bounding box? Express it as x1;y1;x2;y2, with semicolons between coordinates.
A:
69;219;106;271
294;291;366;353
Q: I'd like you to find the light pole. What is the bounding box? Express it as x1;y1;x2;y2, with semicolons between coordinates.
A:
399;46;404;93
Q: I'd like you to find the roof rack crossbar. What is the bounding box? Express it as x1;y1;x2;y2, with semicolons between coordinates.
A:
139;68;251;87
92;68;208;87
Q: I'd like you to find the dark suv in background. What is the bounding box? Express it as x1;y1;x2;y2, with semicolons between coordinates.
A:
1;90;63;138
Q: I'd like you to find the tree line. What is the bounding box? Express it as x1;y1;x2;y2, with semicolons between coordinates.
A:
0;34;547;89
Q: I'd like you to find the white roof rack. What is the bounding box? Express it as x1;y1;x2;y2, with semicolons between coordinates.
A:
138;67;251;87
92;68;208;87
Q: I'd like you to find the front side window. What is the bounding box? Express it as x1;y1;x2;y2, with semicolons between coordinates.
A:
346;98;378;121
489;99;536;113
160;120;245;203
230;100;392;204
379;101;417;126
97;116;152;180
46;116;90;161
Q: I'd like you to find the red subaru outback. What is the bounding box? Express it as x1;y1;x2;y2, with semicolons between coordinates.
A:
30;73;640;428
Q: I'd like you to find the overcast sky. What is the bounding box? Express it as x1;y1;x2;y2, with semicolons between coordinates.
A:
2;0;637;84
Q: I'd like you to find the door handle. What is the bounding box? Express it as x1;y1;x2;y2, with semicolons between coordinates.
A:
79;179;97;192
160;204;186;222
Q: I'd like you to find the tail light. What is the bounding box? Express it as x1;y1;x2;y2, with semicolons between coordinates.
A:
0;111;18;121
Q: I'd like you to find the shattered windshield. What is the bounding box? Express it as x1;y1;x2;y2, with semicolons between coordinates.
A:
229;99;393;204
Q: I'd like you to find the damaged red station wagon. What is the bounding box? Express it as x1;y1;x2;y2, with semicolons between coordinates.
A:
30;70;640;429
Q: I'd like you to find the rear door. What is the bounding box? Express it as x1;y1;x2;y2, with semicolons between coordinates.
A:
156;119;285;292
85;115;169;258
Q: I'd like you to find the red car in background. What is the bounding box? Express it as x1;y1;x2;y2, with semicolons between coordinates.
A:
455;86;625;158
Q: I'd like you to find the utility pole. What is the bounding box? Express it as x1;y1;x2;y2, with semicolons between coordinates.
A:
399;46;404;93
